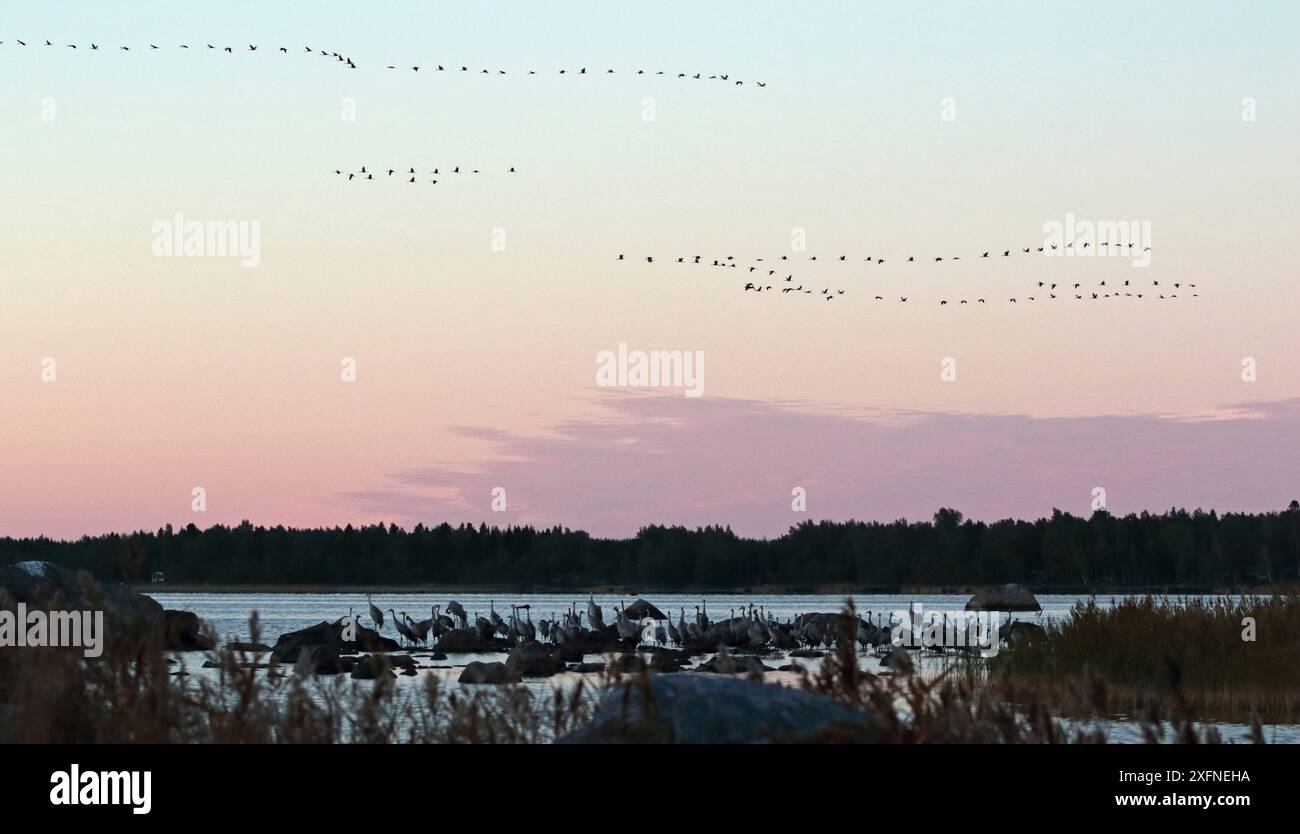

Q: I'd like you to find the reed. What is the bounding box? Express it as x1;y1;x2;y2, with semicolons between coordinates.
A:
0;600;1267;743
989;594;1300;723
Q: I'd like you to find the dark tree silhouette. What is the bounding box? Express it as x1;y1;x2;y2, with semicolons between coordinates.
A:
2;505;1297;589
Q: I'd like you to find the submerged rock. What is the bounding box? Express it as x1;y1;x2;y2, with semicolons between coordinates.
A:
226;641;273;653
559;675;878;744
350;654;397;680
458;661;519;685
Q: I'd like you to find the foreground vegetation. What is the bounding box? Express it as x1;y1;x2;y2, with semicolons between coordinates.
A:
3;504;1299;589
989;595;1300;723
0;599;1253;743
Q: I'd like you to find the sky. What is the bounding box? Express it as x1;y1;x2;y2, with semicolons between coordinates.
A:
2;1;1298;539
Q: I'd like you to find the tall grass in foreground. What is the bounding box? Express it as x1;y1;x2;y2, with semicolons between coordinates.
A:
0;599;1259;743
0;612;596;744
990;595;1300;723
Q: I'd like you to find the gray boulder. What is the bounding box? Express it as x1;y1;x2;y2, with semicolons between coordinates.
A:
559;675;878;744
0;560;164;643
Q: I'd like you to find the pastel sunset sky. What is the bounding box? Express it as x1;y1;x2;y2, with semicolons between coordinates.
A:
2;1;1297;539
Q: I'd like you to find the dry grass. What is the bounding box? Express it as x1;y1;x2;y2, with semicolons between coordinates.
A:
0;594;1273;743
989;595;1300;724
790;600;1248;743
0;610;596;744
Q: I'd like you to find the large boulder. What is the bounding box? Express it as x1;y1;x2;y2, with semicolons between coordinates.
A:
622;599;668;621
966;584;1041;613
339;621;400;654
271;621;341;664
504;641;563;678
458;661;519;685
0;560;164;645
163;609;216;651
559;675;878;744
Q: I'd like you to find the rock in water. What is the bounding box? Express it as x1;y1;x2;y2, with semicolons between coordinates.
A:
504;640;563;678
163;609;216;651
435;628;496;653
270;622;341;664
458;661;519;684
350;654;396;680
965;584;1041;612
559;675;877;744
621;599;668;621
0;560;163;644
696;652;774;675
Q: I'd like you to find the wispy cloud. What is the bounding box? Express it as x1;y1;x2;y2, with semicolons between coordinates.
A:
341;393;1300;537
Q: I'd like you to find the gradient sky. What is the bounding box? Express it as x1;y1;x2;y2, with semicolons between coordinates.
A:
2;1;1298;539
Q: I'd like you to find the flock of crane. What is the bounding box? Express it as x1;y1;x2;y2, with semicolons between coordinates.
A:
616;245;1203;304
334;165;517;184
0;38;766;87
360;594;908;653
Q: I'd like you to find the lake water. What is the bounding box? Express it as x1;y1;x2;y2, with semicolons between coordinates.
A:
150;590;1152;643
147;590;1300;744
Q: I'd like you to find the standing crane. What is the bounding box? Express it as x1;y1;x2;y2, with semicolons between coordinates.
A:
587;593;605;630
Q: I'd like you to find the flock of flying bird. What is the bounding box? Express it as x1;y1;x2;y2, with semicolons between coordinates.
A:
617;244;1201;304
334;165;517;184
0;38;766;86
359;594;950;654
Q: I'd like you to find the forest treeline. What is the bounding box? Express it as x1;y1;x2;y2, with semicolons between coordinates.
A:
2;505;1298;590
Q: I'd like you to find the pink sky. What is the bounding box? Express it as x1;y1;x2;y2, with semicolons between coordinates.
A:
343;393;1300;538
2;3;1298;539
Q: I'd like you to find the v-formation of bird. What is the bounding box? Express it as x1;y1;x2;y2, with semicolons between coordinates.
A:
617;245;1198;304
335;165;517;183
0;38;766;86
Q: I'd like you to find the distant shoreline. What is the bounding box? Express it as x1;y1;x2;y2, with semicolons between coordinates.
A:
134;582;1294;596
